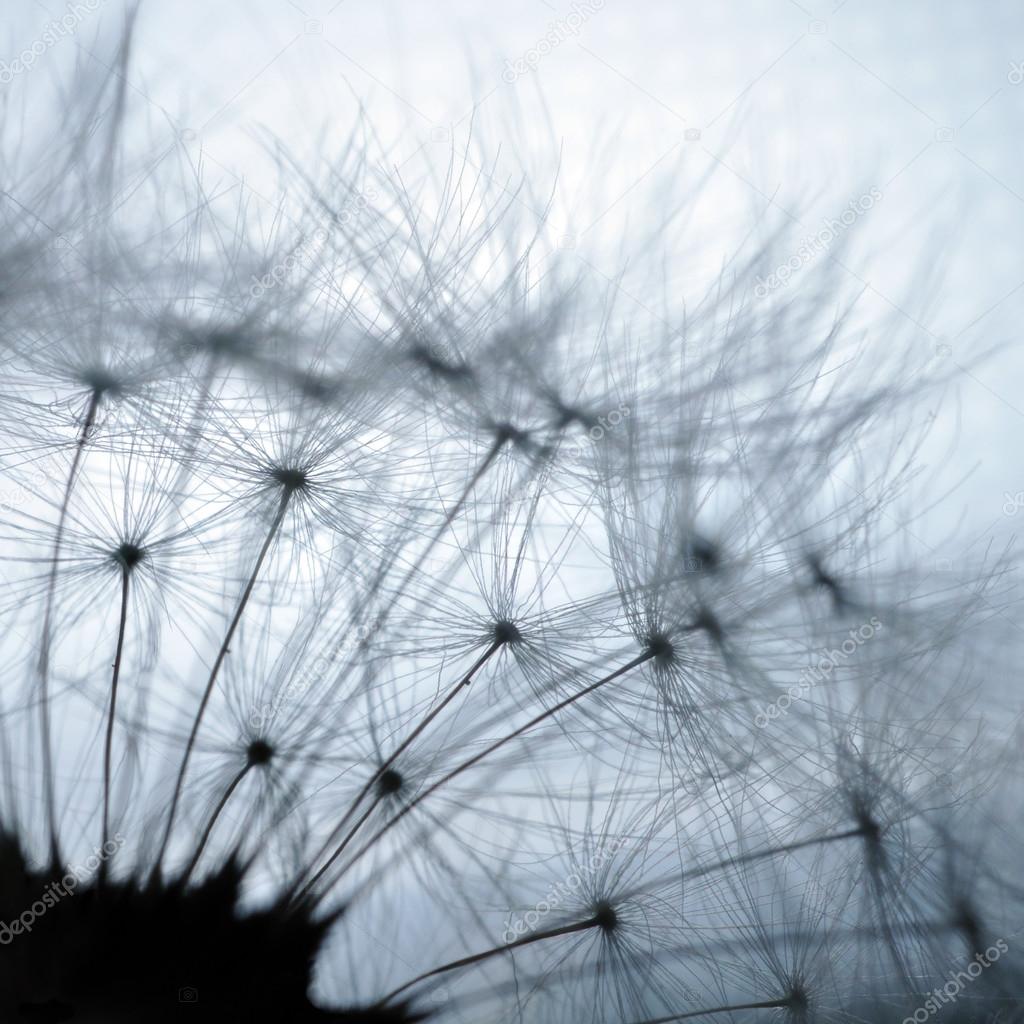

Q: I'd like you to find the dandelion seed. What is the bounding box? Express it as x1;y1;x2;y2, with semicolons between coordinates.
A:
0;25;1018;1024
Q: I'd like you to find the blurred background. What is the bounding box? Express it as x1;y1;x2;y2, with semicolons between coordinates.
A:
3;0;1022;559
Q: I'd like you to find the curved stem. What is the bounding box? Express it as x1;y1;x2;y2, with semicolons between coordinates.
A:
154;486;293;873
328;434;507;658
380;914;602;1006
585;825;875;913
388;434;506;606
629;998;792;1024
302;648;655;905
680;825;869;884
39;389;100;863
292;639;502;900
159;357;219;529
178;762;252;885
99;565;131;884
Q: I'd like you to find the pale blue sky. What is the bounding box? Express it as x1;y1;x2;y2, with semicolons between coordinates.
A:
4;0;1023;557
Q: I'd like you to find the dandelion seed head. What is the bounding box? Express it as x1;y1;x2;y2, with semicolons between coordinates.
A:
408;341;474;384
849;790;881;838
490;420;530;448
550;399;596;431
691;606;724;643
246;739;274;767
296;372;344;403
112;541;145;570
195;327;251;360
683;533;721;574
807;552;847;610
491;619;522;646
644;630;676;667
377;769;404;798
79;368;123;397
952;896;985;953
591;899;619;934
270;466;310;491
782;980;812;1023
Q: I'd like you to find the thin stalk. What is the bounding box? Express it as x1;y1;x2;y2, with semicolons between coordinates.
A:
178;762;252;885
589;826;875;912
154;485;294;872
380;914;603;1006
679;825;870;883
629;998;793;1023
300;647;655;905
38;388;100;863
159;356;219;529
292;638;502;899
331;433;507;656
390;433;506;604
99;565;131;884
450;922;957;1013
